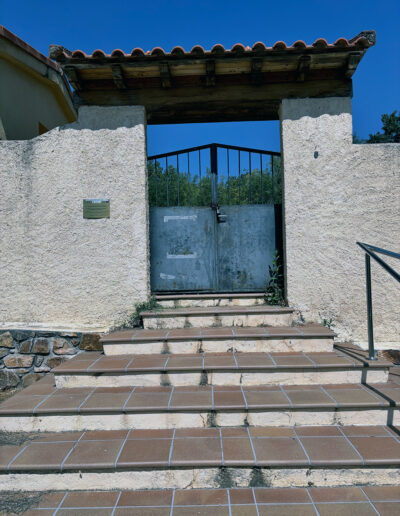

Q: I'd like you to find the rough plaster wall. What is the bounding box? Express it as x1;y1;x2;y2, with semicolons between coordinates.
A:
0;106;149;331
281;97;400;348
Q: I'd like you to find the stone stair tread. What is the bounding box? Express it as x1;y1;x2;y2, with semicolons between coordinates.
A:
1;425;400;472
156;292;265;300
101;324;335;343
51;350;391;375
1;380;399;416
2;485;400;515
141;305;294;316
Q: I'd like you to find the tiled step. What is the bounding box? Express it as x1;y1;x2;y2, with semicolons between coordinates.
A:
51;350;391;388
156;292;266;308
2;486;400;513
1;376;399;432
101;324;335;355
141;305;295;329
1;426;400;491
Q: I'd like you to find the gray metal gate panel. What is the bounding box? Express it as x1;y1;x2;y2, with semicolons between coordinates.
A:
150;207;216;292
217;204;276;291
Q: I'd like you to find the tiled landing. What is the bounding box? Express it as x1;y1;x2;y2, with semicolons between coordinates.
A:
3;486;400;515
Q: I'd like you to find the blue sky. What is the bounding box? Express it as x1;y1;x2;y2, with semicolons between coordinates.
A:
1;0;399;154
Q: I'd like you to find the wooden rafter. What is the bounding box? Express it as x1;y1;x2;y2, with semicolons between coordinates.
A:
345;52;363;78
111;64;127;89
63;66;83;91
205;60;216;86
251;58;263;85
159;62;172;88
296;55;311;82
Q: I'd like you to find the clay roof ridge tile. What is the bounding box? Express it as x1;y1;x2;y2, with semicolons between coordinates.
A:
71;50;87;59
131;48;146;57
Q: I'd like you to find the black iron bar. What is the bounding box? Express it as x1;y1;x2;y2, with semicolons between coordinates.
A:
260;153;263;204
249;152;252;204
227;148;230;205
154;159;158;206
238;150;241;205
166;156;169;207
198;150;201;205
357;241;400;361
365;254;376;360
177;154;180;207
271;154;274;203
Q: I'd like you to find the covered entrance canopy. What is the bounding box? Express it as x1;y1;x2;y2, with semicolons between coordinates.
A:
49;31;375;124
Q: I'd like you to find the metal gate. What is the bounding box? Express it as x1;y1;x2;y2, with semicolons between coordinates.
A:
148;143;282;292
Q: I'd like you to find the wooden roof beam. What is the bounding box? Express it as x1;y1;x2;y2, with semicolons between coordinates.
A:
251;57;263;85
111;64;127;89
296;55;311;82
345;52;363;78
159;62;172;88
63;66;83;91
205;60;216;86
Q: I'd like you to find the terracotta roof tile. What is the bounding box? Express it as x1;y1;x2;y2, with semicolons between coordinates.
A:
49;31;376;62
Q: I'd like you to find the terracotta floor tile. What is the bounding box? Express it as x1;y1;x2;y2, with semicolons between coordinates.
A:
244;390;289;408
174;488;228;505
35;393;91;413
203;354;237;369
272;355;314;367
175;428;220;438
231;507;258;516
222;437;255;465
36;491;66;508
132;330;169;341
233;327;268;336
80;392;132;412
300;437;363;465
213;390;245;408
285;389;336;407
257;506;316;516
168;328;201;339
340;426;390;437
169;391;212;408
0;444;23;471
265;326;302;336
166;355;204;370
21;511;55;516
172;508;229;516
249;427;295;437
295;426;342;437
201;327;234;337
0;395;47;414
115;509;170;516
9;441;74;471
374;388;400;404
372;502;400;515
117;438;171;466
171;437;221;465
229;488;254;504
235;353;274;368
252;437;308;465
125;391;171;410
315;503;377;516
21;382;56;395
324;388;382;406
363;485;400;501
82;430;129;441
118;489;173;507
34;431;83;442
306;354;353;366
221;428;249;437
57;510;113;516
88;357;132;371
348;436;400;464
63;439;124;470
127;356;168;370
309;487;366;502
254;487;310;503
128;429;174;439
62;491;120;507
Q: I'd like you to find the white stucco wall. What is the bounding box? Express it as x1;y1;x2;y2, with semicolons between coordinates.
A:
0;106;149;331
281;97;400;349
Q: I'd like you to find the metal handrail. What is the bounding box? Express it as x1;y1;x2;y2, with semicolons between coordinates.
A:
357;242;400;360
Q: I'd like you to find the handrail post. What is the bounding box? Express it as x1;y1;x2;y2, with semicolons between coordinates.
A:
365;253;377;360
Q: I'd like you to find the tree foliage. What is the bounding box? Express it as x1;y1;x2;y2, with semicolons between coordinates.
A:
353;111;400;144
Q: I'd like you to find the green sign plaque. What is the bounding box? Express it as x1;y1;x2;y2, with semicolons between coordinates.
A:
83;199;110;219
